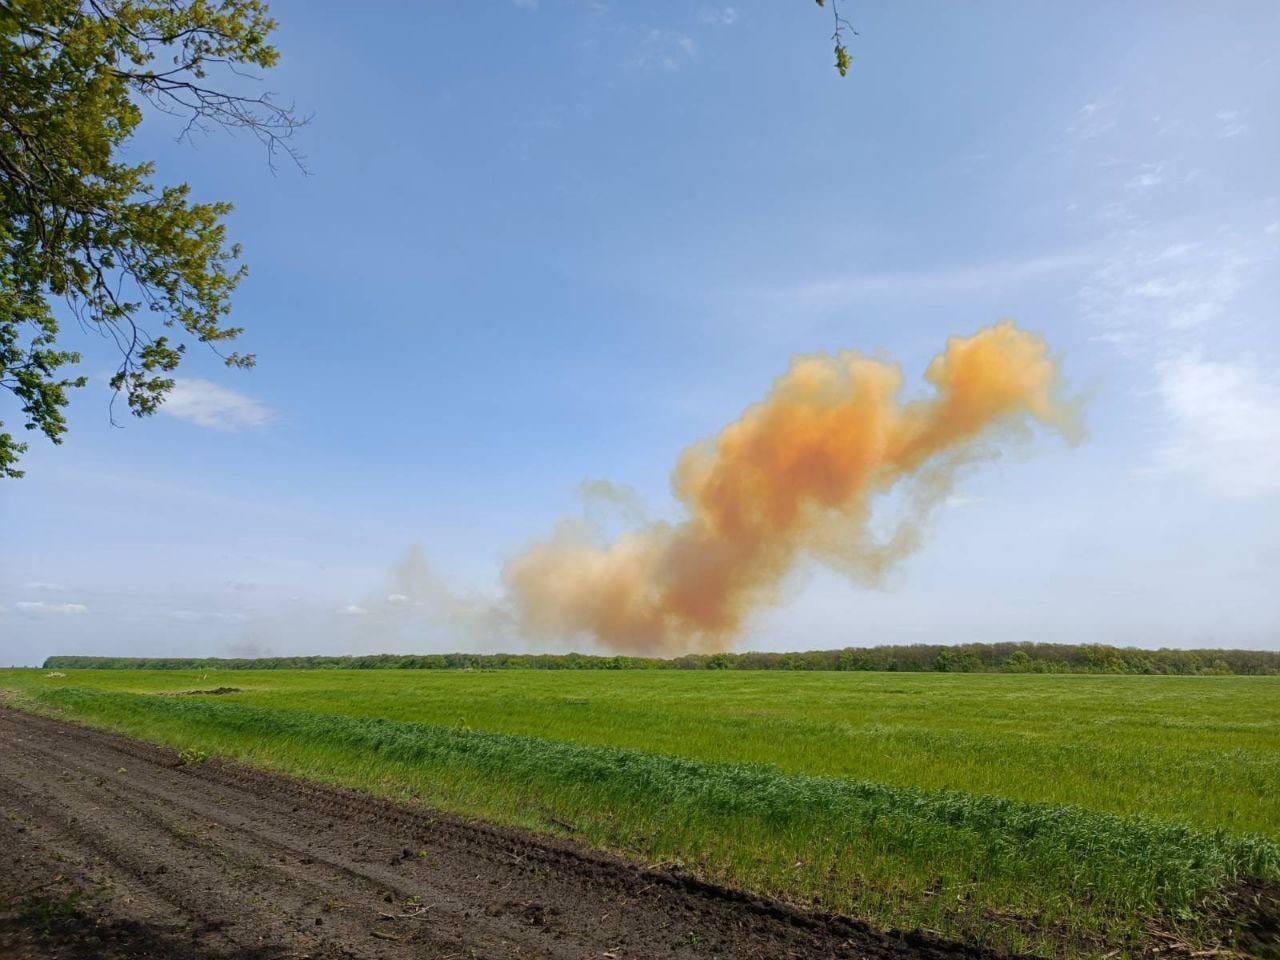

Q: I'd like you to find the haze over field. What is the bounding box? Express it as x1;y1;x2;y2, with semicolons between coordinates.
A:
3;3;1279;664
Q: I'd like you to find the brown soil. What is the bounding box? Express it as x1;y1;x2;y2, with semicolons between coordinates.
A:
0;705;1008;960
1219;879;1280;960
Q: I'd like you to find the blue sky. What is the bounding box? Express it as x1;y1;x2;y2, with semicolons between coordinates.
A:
3;2;1278;664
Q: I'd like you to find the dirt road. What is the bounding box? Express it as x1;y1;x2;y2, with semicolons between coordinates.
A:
0;706;997;960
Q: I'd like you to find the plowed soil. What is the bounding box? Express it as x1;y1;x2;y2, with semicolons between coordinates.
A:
0;706;1006;960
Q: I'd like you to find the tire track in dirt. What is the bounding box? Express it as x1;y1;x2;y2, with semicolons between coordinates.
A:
0;705;1009;960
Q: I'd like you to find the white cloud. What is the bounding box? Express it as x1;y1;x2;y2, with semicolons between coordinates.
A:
1080;233;1255;341
1125;163;1165;191
1216;108;1248;139
1154;354;1280;498
24;581;67;592
339;604;368;616
15;601;88;614
1080;221;1279;498
1070;99;1118;139
162;378;276;431
699;6;738;25
633;30;696;71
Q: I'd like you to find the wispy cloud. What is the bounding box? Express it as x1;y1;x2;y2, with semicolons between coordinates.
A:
1216;108;1248;139
1080;223;1277;498
784;252;1090;308
1124;163;1165;191
1070;98;1118;140
699;6;738;25
162;378;276;431
15;600;88;614
1081;232;1258;343
1064;77;1278;502
1154;353;1280;498
632;30;696;71
166;609;246;623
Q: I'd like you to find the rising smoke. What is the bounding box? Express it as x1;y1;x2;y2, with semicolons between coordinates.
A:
502;321;1078;655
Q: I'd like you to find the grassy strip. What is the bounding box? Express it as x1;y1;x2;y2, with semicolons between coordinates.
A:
29;685;1280;958
15;668;1276;836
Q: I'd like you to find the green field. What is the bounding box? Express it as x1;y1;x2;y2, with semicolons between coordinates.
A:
3;668;1277;958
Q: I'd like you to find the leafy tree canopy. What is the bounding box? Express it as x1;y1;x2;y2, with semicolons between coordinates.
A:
0;0;302;477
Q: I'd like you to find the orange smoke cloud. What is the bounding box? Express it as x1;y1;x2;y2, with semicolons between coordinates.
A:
504;321;1078;655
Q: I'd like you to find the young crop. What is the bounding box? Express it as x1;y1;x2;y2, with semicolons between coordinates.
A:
29;684;1280;958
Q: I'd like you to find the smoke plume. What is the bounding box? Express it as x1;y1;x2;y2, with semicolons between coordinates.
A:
503;321;1078;655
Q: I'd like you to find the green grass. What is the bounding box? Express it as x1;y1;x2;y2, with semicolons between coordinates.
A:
3;668;1278;958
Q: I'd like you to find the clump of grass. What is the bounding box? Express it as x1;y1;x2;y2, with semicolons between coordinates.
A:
176;746;209;765
17;891;83;940
29;685;1280;958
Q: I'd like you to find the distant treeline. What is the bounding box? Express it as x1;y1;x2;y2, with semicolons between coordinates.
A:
42;643;1280;675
